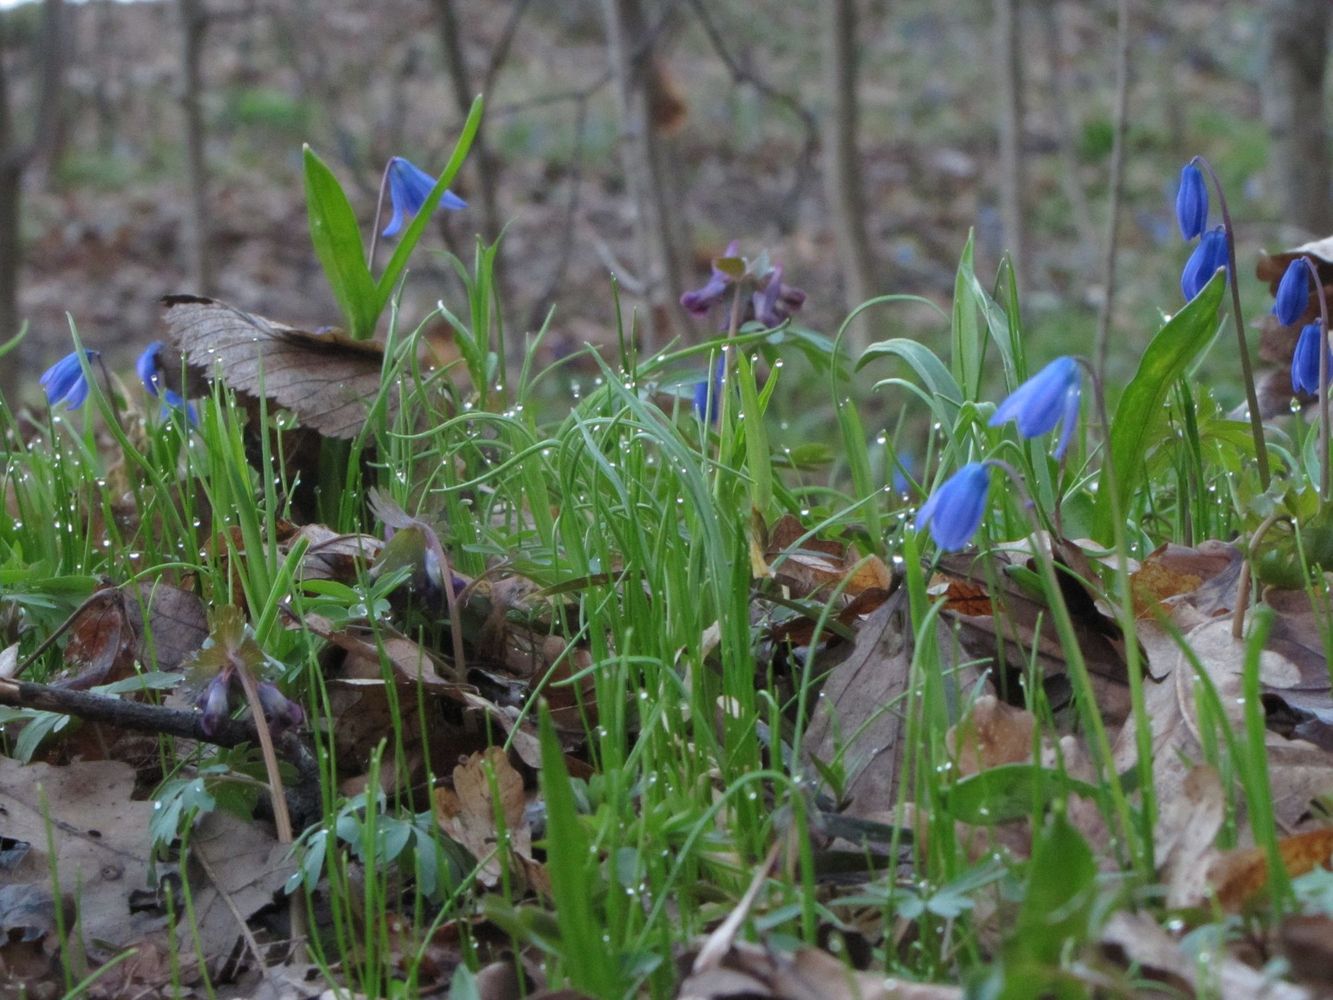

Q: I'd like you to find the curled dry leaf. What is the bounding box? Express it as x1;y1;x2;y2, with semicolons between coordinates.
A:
1131;540;1242;622
1210;827;1333;912
59;581;207;689
162;294;392;439
765;512;892;599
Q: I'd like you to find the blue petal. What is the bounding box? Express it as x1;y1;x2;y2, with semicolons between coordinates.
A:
137;341;163;397
1181;227;1228;300
990;356;1081;452
39;350;97;410
382;156;466;238
1054;380;1081;460
382;204;407;238
1274;259;1310;327
1175;163;1208;240
916;462;991;551
1292;322;1325;395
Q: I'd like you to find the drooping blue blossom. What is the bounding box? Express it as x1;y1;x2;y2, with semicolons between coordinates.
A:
1180;226;1228;300
989;356;1082;459
382;156;467;238
39;350;98;411
1273;259;1310;327
1175;163;1208;240
136;341;163;397
136;340;197;424
1291;322;1328;395
915;462;992;552
693;354;726;424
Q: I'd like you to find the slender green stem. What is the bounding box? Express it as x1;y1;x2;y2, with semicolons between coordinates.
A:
1193;156;1269;489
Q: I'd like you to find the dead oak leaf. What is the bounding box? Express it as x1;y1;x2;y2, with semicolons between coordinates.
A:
434;748;531;888
162;294;391;439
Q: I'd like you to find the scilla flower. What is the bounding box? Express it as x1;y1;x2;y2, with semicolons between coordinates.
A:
382;157;467;238
693;354;726;424
1291;322;1328;395
1175;162;1208;240
40;350;97;410
1180;226;1228;300
915;462;992;551
136;341;197;424
1273;259;1310;327
989;356;1082;459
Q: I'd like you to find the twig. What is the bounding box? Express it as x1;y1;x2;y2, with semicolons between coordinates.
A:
0;677;321;827
1094;0;1131;383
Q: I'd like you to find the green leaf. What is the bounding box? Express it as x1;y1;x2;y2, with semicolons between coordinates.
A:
945;764;1102;825
951;231;983;399
373;95;484;319
538;703;617;997
303;145;378;339
1092;272;1226;542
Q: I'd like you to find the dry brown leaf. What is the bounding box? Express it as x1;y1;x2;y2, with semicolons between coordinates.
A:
766;513;892;599
1211;827;1333;912
1132;541;1242;621
801;590;910;816
163;294;392;439
434;748;531;888
679;940;961;1000
1102;910;1312;1000
1154;765;1226;908
946;695;1034;777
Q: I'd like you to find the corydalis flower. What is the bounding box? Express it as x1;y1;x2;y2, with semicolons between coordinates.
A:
1274;259;1310;327
382;156;467;238
915;462;992;552
1291;322;1328;395
680;243;806;330
40;350;97;411
1181;226;1228;300
1175;162;1208;240
989;356;1082;459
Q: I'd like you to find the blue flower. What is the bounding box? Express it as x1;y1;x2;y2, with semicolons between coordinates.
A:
137;340;197;424
1180;226;1228;300
989;356;1082;459
39;350;97;410
693;354;726;424
1274;259;1310;327
137;341;164;397
915;462;992;551
382;157;467;238
1175;163;1208;240
1291;322;1327;395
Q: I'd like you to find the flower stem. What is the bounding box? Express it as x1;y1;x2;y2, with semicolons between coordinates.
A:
367;161;393;271
1193;156;1269;490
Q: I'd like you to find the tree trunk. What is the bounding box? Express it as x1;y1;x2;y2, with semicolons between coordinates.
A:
0;0;65;408
820;0;879;354
601;0;684;348
179;0;214;295
993;0;1028;290
1263;0;1332;237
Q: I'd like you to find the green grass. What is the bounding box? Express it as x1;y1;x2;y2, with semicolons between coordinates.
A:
3;181;1329;999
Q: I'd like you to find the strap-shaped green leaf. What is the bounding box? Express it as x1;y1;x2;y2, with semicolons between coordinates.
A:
303;146;378;340
1092;271;1226;542
373;95;485;318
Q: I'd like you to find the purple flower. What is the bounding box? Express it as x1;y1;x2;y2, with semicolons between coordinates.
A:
752;264;807;329
1181;226;1228;301
989;356;1082;459
137;341;196;424
256;681;305;734
39;350;98;411
915;462;992;552
1274;259;1310;327
197;673;233;737
1175;163;1209;240
693;354;726;424
681;240;740;317
1291;322;1328;395
382;157;467;238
